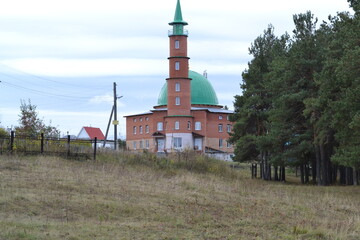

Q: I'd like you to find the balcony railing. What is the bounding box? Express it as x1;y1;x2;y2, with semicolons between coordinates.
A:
168;29;188;36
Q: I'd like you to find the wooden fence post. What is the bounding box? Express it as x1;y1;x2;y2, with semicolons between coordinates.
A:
67;135;71;158
40;133;44;154
93;137;97;161
10;131;14;154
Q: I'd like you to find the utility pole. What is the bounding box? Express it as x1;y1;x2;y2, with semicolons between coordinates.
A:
113;82;118;150
103;105;114;148
103;83;122;150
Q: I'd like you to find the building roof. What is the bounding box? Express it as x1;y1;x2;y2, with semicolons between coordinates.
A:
123;111;154;117
81;127;105;140
169;0;188;26
157;70;219;107
191;107;233;114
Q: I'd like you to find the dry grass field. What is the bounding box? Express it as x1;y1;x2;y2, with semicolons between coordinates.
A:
0;153;359;240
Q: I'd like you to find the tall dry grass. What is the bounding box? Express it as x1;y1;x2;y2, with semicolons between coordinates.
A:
0;153;359;239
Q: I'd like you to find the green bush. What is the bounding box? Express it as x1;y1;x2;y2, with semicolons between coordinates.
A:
96;150;237;179
0;128;9;138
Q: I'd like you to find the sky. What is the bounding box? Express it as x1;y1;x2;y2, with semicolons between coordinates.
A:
0;0;353;139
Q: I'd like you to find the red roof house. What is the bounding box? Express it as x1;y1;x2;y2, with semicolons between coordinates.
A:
77;127;105;140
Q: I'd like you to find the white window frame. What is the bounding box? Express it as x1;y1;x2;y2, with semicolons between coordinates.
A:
175;40;180;49
175;82;180;92
175;61;180;70
227;124;231;133
133;126;137;135
219;139;223;148
187;121;191;130
195;121;201;131
175;97;180;105
139;126;143;134
218;124;223;132
133;141;137;150
157;122;163;131
219;115;223;120
175;121;180;130
145;140;149;149
174;137;182;148
146;125;149;133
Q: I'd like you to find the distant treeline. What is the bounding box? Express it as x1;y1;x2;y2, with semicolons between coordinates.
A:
229;1;360;185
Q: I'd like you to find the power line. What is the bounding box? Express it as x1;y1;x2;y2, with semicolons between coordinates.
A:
0;63;96;89
1;81;91;100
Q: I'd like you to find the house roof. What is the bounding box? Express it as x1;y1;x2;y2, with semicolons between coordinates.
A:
83;127;105;140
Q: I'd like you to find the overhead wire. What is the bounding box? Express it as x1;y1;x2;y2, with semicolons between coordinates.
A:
0;63;96;89
0;81;91;100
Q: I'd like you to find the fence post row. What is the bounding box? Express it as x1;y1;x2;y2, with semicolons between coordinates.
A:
4;133;99;160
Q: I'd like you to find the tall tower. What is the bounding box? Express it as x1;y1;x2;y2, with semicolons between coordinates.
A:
167;0;191;116
165;0;193;151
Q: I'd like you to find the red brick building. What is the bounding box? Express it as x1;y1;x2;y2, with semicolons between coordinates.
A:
125;0;234;160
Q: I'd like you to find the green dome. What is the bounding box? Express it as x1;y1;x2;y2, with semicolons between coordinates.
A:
157;70;219;106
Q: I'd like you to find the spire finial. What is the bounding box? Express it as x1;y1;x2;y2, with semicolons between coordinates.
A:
169;0;188;26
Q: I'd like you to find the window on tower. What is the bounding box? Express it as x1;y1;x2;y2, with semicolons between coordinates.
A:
195;122;201;130
175;97;180;105
175;82;180;92
175;40;180;49
175;121;180;130
175;61;180;70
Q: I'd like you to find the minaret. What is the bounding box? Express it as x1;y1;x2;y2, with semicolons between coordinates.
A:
165;0;193;152
167;0;191;116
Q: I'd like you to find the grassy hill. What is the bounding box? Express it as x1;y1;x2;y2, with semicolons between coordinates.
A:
0;153;359;239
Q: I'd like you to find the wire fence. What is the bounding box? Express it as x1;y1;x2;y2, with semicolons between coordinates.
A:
0;131;106;160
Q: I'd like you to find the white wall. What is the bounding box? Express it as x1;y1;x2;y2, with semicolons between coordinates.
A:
165;133;193;152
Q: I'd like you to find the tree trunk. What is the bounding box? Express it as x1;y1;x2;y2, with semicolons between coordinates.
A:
281;166;286;182
339;166;346;185
254;164;257;178
305;164;310;184
311;157;317;184
300;164;305;184
274;166;279;181
315;144;322;186
353;168;358;186
346;167;353;185
320;143;330;186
